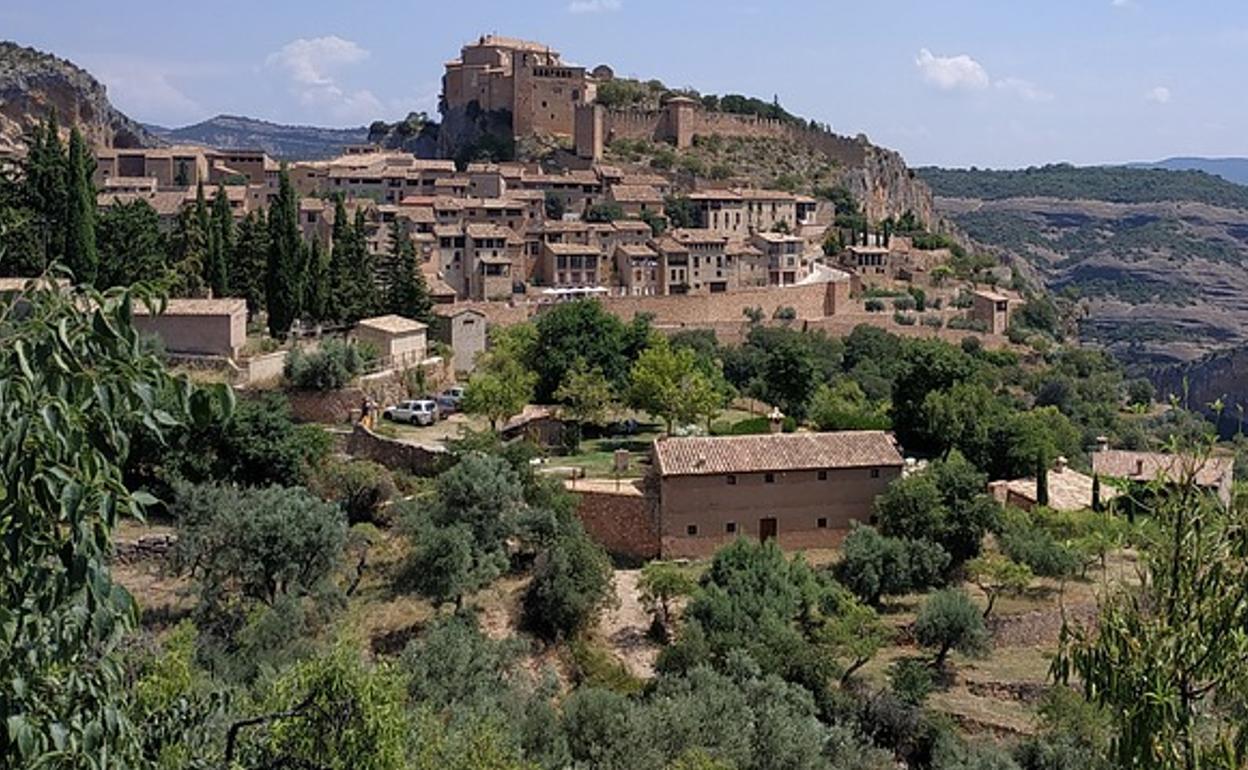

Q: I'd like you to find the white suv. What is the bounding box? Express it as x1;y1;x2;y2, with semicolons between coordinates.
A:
383;399;439;426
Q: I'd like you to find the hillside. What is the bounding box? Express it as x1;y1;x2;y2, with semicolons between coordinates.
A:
1127;157;1248;186
148;114;369;160
921;165;1248;364
0;40;161;155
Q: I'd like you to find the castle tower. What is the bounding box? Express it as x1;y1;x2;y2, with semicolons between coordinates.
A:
575;103;605;160
663;96;698;149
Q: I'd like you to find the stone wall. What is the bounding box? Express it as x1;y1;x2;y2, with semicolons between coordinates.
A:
345;424;451;477
568;481;661;562
113;533;177;564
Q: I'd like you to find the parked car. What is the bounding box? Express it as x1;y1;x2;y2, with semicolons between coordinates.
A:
436;386;466;414
383;399;439;426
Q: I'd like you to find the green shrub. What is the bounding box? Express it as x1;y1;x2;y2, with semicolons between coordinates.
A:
914;588;990;667
284;339;377;391
893;313;917;326
313;458;398;526
865;298;885;312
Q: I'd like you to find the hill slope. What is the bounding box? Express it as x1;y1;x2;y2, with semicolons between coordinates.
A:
0;40;161;155
148;114;368;160
921;165;1248;364
1127;157;1248;186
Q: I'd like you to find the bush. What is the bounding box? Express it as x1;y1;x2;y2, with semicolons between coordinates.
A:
865;298;885;312
836;525;950;605
921;315;944;329
284;339;377;390
313;458;397;525
889;658;934;705
893;313;917;326
914;588;990;667
893;296;917;312
1000;521;1082;578
524;526;614;640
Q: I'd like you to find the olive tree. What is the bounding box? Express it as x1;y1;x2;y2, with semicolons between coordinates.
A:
914;588;990;669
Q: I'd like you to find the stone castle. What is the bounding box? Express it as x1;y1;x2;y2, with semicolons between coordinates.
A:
441;35;870;169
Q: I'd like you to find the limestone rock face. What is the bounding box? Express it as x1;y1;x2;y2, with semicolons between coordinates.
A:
840;143;938;230
0;41;161;155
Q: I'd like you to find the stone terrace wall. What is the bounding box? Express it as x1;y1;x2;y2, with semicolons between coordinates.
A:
568;481;661;562
345;424;450;477
599;280;835;325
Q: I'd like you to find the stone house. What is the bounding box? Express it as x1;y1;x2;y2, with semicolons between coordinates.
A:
431;306;488;374
652;431;904;558
1092;442;1234;508
354;314;428;368
970;289;1015;335
132;298;247;359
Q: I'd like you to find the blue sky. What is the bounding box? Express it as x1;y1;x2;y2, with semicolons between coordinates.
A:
3;0;1244;167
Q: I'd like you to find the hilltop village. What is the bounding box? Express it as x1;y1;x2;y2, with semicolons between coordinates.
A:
5;30;1245;770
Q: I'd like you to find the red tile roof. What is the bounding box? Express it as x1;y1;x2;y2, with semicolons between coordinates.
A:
654;431;902;477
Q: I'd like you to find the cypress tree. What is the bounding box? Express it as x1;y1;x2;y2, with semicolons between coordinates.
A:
63;127;97;284
384;218;432;322
1091;473;1102;513
23;113;67;264
1035;453;1050;508
303;234;330;324
325;196;353;323
232;210;268;315
349;207;379;321
265;163;303;337
170;205;207;297
206;182;232;297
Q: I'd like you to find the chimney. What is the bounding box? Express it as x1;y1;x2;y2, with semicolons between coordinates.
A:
1054;456;1068;473
1095;435;1109;453
1136;458;1145;476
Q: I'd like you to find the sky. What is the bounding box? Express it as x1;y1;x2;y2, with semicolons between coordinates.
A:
2;0;1245;168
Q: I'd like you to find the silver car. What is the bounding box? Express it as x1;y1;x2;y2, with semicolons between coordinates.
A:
383;399;439;426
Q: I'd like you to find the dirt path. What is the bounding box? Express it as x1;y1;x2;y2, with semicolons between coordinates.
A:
598;569;660;679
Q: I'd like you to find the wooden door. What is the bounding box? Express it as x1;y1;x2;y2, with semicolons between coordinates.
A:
759;517;778;542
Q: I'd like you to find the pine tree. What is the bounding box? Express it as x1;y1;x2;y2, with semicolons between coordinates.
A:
62;127;97;284
384;218;432;322
206;183;232;297
232;210;268;315
265;163;303;337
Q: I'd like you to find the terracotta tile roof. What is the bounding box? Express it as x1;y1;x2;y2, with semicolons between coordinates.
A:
609;184;662;203
988;465;1119;512
688;189;742;201
1092;450;1233;488
465;223;514;240
97;191;186;216
973;289;1010;302
655;431;903;477
545;242;603;256
357;314;428;334
616;243;657;258
621;173;669;188
134;298;247;316
611;220;653;232
734;187;796;201
672;228;728;245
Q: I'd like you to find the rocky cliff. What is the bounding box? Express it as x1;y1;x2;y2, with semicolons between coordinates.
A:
0;41;161;155
841;143;938;230
1151;346;1248;437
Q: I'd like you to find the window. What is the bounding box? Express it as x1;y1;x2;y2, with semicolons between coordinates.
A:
817;470;828;481
870;468;880;478
765;473;775;484
686;524;698;536
817;517;828;529
726;522;737;534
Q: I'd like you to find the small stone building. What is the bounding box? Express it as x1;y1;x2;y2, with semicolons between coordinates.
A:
1092;444;1234;508
132;298;247;358
432;306;487;374
354;314;428;368
652;431;904;558
970;289;1014;335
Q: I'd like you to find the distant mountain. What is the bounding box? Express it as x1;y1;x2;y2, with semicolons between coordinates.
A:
919;164;1248;365
0;40;161;156
147;114;369;160
1126;157;1248;186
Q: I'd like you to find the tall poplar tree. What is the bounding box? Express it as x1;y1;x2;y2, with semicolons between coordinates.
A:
207;183;232;297
265;164;303;336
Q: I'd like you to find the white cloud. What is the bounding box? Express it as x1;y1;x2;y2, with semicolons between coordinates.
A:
1145;85;1171;104
915;48;990;91
568;0;621;13
91;57;203;124
995;77;1054;103
265;36;380;122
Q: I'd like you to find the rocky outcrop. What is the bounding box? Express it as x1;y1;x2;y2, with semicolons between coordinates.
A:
1151;346;1248;436
840;143;938;230
0;40;161;155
